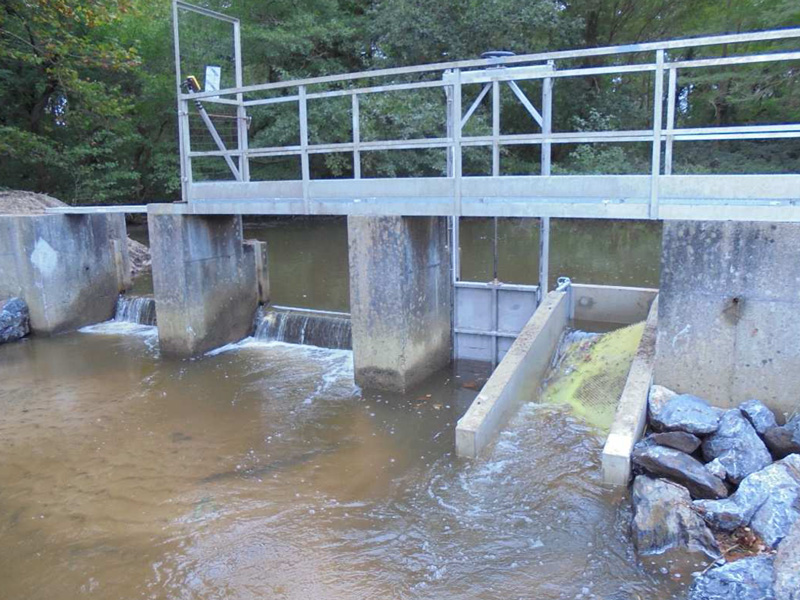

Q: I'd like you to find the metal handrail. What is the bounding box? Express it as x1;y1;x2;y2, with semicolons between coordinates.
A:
172;1;800;217
182;28;800;101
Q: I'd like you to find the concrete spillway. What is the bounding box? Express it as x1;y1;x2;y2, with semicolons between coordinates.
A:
254;307;352;350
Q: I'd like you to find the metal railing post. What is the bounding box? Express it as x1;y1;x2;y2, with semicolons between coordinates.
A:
452;69;463;216
172;0;190;201
352;94;361;179
299;85;310;214
541;67;553;176
649;49;665;219
234;19;249;182
445;82;453;177
665;67;677;176
492;80;500;176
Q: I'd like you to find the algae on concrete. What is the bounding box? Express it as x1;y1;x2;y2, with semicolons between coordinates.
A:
540;322;645;430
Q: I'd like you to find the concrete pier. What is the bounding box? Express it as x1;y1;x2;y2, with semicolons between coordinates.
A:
0;214;129;334
348;216;452;392
148;213;258;357
655;221;800;417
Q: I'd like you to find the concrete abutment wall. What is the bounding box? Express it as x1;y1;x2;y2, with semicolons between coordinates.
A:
148;213;258;357
0;213;129;334
655;220;800;419
348;216;452;392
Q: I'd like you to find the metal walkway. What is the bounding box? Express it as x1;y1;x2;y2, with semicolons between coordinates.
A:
171;2;800;222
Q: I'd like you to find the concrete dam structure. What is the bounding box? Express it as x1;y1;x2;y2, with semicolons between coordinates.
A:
3;6;800;482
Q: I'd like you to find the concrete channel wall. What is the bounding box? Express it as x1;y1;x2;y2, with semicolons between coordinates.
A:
0;214;129;334
456;290;571;459
601;297;659;485
456;284;659;461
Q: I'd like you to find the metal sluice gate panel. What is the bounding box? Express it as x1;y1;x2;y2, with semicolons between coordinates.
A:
454;281;539;365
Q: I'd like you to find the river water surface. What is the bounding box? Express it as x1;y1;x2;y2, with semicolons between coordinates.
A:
1;218;687;599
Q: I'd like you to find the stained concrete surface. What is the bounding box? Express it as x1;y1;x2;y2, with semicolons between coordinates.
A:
655;221;800;418
0;213;128;334
347;216;452;392
148;213;258;357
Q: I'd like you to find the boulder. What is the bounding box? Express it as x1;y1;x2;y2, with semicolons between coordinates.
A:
694;454;800;547
764;418;800;460
649;384;677;422
649;431;702;454
740;399;779;436
0;297;30;343
631;476;721;559
632;444;729;500
688;555;775;600
705;458;727;481
651;394;721;435
702;410;773;484
775;518;800;600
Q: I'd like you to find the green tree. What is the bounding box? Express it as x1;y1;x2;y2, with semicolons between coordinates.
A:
0;0;143;202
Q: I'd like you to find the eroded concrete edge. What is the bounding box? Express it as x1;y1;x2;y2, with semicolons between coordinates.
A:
455;290;570;459
601;295;659;486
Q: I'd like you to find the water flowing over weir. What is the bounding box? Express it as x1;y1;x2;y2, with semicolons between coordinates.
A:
254;306;352;350
114;295;157;326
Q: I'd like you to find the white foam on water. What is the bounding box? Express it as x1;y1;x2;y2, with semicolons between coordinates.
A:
206;337;358;402
80;321;158;338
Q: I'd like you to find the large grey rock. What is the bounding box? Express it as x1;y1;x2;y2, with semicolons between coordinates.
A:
649;431;702;454
649;384;677;422
632;444;729;500
688;555;775;600
740;399;779;436
705;458;727;481
631;476;721;559
0;297;29;343
651;394;721;435
765;418;800;460
775;518;800;600
695;454;800;548
702;410;773;484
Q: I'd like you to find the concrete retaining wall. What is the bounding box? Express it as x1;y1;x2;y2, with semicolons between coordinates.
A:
148;213;258;357
655;221;800;418
0;214;128;334
348;216;452;392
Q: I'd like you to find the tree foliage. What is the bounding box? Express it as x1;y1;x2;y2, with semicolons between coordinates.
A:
0;0;798;203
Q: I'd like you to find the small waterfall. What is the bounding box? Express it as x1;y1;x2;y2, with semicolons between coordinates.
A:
114;295;157;326
254;307;351;350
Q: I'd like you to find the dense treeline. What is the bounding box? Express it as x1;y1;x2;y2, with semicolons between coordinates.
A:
1;0;798;204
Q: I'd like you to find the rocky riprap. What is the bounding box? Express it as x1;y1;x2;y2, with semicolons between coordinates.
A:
630;385;799;600
0;297;30;344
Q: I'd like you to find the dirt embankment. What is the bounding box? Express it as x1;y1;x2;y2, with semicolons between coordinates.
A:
0;191;151;278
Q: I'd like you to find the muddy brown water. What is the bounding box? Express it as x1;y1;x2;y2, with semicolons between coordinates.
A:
1;217;693;599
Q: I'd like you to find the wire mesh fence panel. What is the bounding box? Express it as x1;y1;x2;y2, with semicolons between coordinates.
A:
188;102;240;153
191;156;240;182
